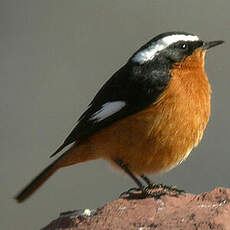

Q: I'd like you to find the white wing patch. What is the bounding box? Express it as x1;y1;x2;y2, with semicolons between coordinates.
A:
90;101;126;122
132;34;199;64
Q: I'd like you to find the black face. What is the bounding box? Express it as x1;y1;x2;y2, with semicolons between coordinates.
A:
160;40;204;63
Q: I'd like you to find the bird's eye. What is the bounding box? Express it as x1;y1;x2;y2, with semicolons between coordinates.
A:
180;43;188;49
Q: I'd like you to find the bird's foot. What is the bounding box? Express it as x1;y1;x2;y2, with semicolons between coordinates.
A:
143;183;185;199
119;187;143;198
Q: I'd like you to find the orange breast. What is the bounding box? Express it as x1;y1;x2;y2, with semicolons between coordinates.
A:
79;50;211;175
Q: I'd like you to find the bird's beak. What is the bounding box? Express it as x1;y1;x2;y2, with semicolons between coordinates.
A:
201;40;225;50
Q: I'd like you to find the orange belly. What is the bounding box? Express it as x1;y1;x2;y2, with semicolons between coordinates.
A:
86;102;208;174
78;60;211;175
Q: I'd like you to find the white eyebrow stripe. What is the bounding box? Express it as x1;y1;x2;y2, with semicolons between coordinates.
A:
90;101;126;122
132;34;199;64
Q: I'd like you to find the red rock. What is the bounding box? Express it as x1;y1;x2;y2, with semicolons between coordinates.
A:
42;187;230;230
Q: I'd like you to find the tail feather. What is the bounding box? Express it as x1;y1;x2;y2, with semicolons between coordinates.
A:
15;143;96;203
15;159;59;203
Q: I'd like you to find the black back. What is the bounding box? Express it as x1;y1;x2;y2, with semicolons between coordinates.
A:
51;32;203;157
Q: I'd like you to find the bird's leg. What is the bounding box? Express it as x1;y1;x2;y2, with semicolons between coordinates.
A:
140;174;185;199
113;159;144;196
140;174;164;188
140;174;154;185
114;160;185;199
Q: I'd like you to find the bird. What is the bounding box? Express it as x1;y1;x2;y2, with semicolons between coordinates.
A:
15;31;224;203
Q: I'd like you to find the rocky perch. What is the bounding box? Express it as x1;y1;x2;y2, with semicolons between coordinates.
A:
42;187;230;230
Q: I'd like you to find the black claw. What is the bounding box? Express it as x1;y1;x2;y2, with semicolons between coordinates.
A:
145;183;164;189
119;187;143;197
143;188;167;199
142;183;185;199
120;184;185;200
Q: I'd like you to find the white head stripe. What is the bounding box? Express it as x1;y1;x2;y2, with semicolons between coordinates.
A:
132;34;199;64
90;101;126;122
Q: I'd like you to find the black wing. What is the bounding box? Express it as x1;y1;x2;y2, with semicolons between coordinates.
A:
51;62;171;157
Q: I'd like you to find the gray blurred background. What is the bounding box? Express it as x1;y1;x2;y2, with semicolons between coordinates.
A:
0;0;229;229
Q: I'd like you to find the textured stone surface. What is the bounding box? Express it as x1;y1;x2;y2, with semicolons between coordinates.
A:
42;187;230;230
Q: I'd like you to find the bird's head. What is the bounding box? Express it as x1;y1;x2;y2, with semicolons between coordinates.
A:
131;32;224;69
